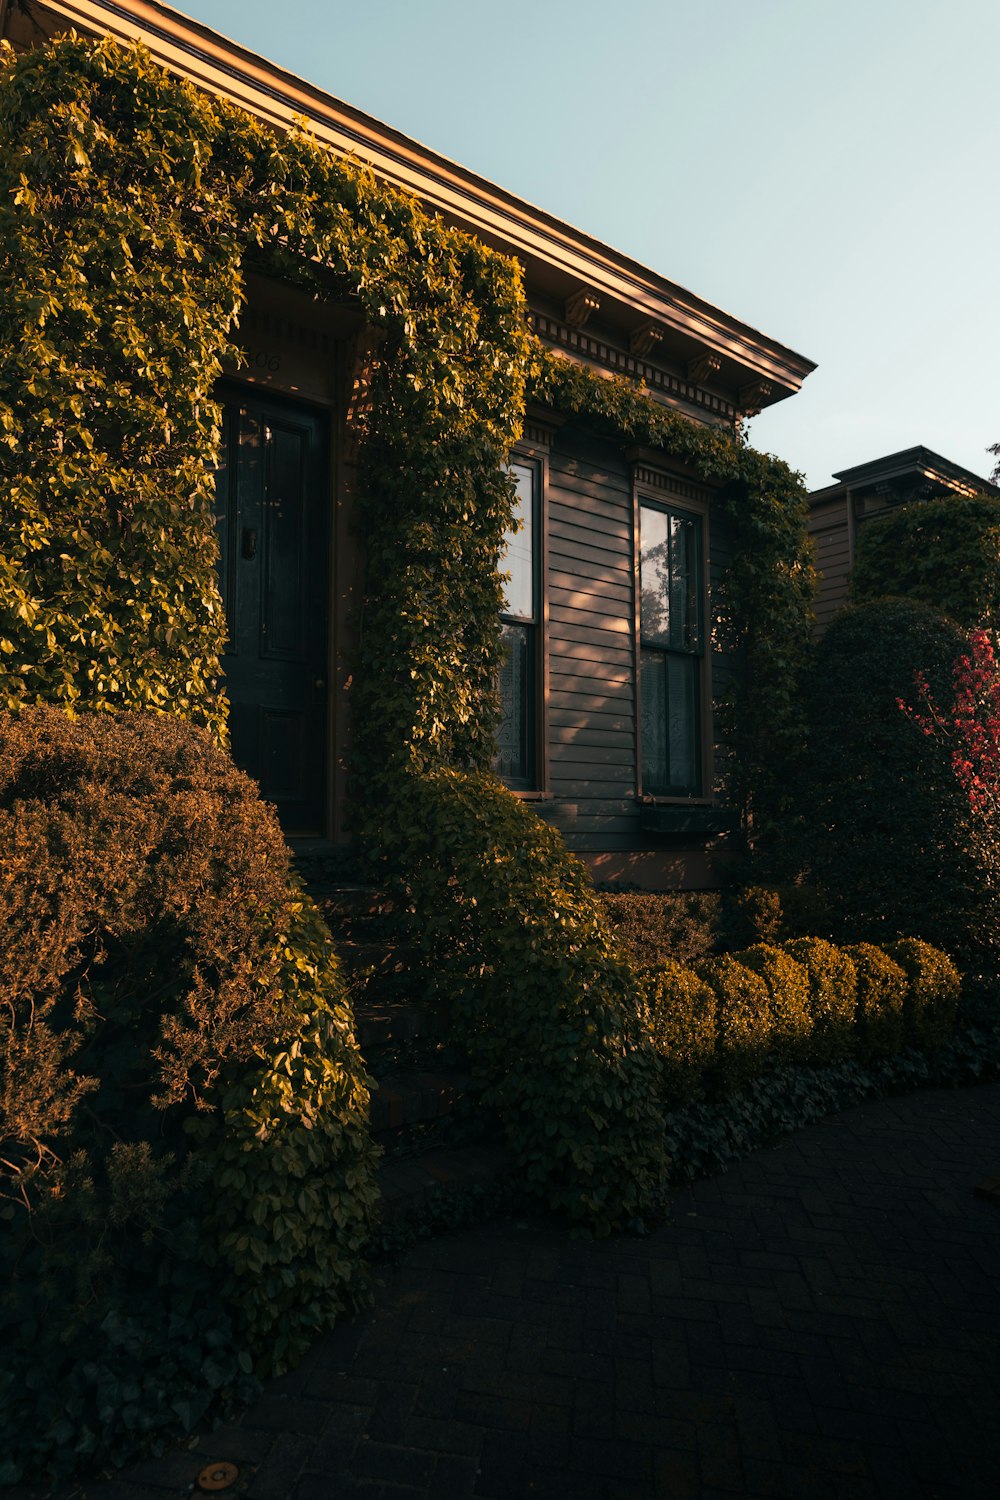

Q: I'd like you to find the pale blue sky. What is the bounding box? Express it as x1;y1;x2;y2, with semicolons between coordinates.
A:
171;0;998;489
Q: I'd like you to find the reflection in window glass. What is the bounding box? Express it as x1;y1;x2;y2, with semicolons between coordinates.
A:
496;462;537;788
500;465;535;621
639;502;702;796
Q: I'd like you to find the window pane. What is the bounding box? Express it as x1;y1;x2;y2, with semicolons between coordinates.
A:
500;464;535;621
496;621;533;785
639;505;671;644
640;504;699;650
641;649;699;795
670;513;699;650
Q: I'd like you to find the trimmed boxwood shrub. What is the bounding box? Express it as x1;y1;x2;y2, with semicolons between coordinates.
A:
640;961;717;1105
735;944;813;1062
0;707;378;1485
598;890;725;968
365;767;670;1236
782;938;858;1063
886;938;962;1049
694;955;773;1092
794;598;982;960
844;943;907;1060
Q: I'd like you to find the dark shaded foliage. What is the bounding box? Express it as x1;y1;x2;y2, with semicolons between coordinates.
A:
791;598;983;959
0;708;377;1484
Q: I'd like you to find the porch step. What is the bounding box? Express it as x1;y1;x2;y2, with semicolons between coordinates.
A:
369;1071;476;1135
377;1142;517;1224
314;885;394;923
355;997;434;1050
337;937;420;976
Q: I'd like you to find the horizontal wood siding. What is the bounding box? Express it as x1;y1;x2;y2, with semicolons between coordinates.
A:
808;497;851;627
525;426;739;867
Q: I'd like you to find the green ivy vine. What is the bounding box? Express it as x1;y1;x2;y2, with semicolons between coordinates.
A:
0;33;528;775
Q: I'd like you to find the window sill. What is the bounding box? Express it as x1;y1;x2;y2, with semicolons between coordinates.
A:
639;802;737;836
506;789;552;802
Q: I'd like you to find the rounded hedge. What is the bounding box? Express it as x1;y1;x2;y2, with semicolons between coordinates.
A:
794;598;982;959
0;707;378;1484
782;938;858;1064
736;944;813;1062
640;960;717;1105
886;937;962;1049
844;942;907;1060
694;955;773;1092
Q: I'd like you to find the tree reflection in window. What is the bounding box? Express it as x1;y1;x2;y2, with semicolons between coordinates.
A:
496;463;537;788
639;503;702;795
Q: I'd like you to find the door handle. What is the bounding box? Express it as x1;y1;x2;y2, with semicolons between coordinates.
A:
241;527;257;560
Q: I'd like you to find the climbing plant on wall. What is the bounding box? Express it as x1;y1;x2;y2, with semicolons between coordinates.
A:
0;33;528;768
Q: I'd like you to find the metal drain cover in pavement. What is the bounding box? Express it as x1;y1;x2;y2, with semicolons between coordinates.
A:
197;1461;240;1492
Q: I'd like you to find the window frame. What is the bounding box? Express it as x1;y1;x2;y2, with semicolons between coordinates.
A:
634;485;712;802
496;448;549;795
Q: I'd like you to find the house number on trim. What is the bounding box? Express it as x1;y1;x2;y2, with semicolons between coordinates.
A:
249;350;281;372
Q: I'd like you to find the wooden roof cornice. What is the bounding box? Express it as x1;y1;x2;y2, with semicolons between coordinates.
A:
12;0;816;411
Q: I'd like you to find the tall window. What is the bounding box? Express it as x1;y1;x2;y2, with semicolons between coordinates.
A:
496;462;537;788
639;502;703;796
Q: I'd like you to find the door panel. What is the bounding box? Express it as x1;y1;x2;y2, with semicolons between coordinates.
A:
214;387;329;834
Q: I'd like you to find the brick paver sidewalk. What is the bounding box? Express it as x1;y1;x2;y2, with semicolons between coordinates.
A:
76;1083;1000;1500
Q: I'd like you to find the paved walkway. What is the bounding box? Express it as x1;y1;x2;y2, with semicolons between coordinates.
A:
76;1083;1000;1500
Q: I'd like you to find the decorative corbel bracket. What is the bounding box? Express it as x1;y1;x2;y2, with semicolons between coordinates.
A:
737;378;774;413
564;289;601;329
686;352;722;386
629;321;665;359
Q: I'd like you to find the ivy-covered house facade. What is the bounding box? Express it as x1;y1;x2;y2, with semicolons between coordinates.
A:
808;447;1000;630
2;0;816;888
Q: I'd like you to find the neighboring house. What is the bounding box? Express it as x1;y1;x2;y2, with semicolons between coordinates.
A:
808;447;1000;629
3;0;816;889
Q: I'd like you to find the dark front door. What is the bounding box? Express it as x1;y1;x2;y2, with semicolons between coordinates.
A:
214;386;329;835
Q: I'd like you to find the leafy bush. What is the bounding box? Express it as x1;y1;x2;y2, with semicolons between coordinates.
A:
886;938;962;1049
365;767;670;1236
844;943;907;1060
782;938;857;1063
0;707;378;1484
598;890;725;968
694;955;773;1092
735;944;813;1062
640;961;717;1105
725;885;784;947
852;495;1000;630
792;598;982;959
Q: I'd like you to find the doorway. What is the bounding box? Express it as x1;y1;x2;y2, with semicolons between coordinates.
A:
213;386;330;835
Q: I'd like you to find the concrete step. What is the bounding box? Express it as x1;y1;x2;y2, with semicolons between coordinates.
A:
376;1142;517;1224
369;1070;476;1135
